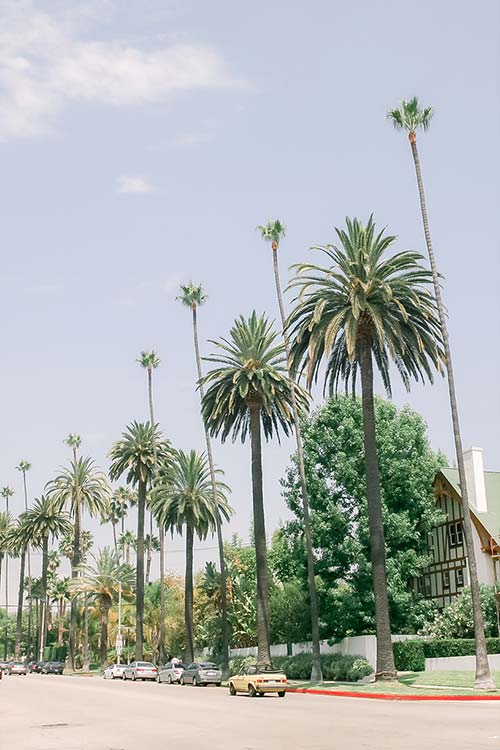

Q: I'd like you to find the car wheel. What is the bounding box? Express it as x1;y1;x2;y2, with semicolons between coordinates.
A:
192;677;197;687
156;674;161;683
180;676;185;685
168;675;172;684
122;673;127;680
215;682;221;687
278;691;286;698
248;684;257;698
229;682;237;696
131;673;136;681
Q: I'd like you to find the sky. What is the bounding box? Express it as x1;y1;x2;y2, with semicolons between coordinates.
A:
1;0;499;599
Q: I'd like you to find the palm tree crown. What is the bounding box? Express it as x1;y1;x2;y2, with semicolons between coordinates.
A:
177;282;207;309
45;457;111;518
287;216;443;395
387;97;433;141
109;421;171;486
137;351;160;373
201;311;309;442
16;460;32;474
19;496;72;547
257;219;286;248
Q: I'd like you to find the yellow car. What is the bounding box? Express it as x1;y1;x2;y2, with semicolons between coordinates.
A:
228;665;287;698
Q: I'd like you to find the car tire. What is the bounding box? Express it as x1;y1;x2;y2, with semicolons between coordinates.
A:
248;684;257;698
180;676;184;685
215;682;221;687
156;674;161;683
122;673;127;680
278;691;286;698
131;673;136;681
168;675;172;684
229;683;236;696
192;677;197;687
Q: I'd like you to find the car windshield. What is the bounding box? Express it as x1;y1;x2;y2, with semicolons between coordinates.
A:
138;662;154;667
173;663;185;669
200;663;217;669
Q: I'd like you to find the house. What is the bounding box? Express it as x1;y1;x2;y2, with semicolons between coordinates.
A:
419;447;500;609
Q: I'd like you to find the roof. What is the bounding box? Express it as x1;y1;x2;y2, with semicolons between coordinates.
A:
441;468;500;543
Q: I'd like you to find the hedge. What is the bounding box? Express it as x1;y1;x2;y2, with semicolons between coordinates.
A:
393;638;500;671
228;653;372;682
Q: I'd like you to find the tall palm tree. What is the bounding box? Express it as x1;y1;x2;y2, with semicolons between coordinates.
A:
50;577;70;646
151;449;232;664
101;495;127;553
287;216;443;680
178;281;231;673
144;533;160;585
112;487;134;537
70;548;134;668
118;530;136;564
19;496;72;659
16;461;33;656
1;486;14;659
46;453;110;668
201;312;309;667
7;518;29;658
0;511;11;593
387;97;495;690
258;220;322;681
109;421;171;660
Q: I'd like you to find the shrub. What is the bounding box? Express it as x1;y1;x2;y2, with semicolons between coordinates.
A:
423;637;500;659
393;640;425;671
228;656;257;675
421;586;498;639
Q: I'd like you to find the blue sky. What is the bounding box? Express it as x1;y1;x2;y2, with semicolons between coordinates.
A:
1;0;498;587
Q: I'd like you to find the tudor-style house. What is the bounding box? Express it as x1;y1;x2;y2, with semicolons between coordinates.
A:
419;447;500;609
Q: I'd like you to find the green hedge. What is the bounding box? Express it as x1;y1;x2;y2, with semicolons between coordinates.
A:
393;638;500;671
229;653;372;682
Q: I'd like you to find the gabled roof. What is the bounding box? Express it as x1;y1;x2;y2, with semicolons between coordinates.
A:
441;468;500;544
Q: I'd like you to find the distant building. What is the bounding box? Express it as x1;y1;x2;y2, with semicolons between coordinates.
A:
419;447;500;609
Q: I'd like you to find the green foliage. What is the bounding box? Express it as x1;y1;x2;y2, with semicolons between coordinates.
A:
387;97;433;135
280;395;445;638
393;640;425;671
272;653;373;681
421;586;499;639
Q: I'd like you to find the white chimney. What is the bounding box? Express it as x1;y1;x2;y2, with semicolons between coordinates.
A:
463;447;487;513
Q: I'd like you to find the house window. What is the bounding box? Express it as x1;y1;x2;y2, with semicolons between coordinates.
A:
442;571;450;589
448;521;464;547
456;568;464;588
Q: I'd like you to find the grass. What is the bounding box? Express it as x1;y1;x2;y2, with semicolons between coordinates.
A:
288;671;500;697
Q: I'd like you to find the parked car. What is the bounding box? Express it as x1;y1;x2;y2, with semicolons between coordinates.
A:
29;661;46;673
180;662;222;686
122;661;158;681
228;665;287;697
103;663;125;680
9;662;28;676
157;661;185;684
42;661;65;675
0;660;9;674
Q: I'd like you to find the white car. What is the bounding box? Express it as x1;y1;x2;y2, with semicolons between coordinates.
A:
122;661;158;681
103;663;125;680
157;661;186;684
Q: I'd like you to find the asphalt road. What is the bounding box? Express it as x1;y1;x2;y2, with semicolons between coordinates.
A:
1;673;499;750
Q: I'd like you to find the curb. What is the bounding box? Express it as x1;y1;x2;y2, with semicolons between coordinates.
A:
287;687;500;702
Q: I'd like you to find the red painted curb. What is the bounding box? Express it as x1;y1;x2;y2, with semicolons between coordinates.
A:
287;687;500;701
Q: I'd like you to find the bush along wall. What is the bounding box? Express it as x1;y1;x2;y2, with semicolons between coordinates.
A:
393;638;500;672
228;653;373;682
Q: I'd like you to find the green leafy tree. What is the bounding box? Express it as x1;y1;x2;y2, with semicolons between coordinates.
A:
109;421;171;660
258;219;322;680
421;586;499;639
70;547;134;668
388;97;495;690
202;312;309;667
288;216;443;680
280;395;445;638
178;281;231;675
151;449;232;664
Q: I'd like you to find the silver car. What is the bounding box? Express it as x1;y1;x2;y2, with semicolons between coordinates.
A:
103;663;125;679
122;661;158;681
157;661;185;684
180;662;222;686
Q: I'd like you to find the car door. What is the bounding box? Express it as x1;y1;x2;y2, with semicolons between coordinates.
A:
186;663;196;683
128;661;136;678
161;662;171;682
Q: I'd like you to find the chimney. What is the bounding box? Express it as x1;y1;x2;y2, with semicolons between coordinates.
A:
463;447;487;513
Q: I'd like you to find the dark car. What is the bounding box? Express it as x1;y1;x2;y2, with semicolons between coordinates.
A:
42;661;65;675
180;662;222;686
30;661;46;673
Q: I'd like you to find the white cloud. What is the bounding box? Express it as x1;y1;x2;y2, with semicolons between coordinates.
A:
116;175;153;194
0;3;240;140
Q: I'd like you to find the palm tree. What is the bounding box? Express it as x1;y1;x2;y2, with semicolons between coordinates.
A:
178;281;232;673
19;496;72;659
70;548;134;668
287;216;443;680
113;487;134;537
387;97;495;690
118;530;136;564
1;487;14;659
201;312;309;667
46;451;111;669
258;220;322;681
16;461;33;655
151;449;232;664
50;577;70;646
6;518;29;658
144;533;160;585
0;512;11;593
109;421;171;660
101;495;128;553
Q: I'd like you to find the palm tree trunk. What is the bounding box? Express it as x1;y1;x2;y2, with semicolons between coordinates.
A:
136;480;146;660
39;536;49;660
57;599;64;646
359;337;396;680
145;537;152;586
185;525;195;664
100;598;110;669
271;243;322;681
192;305;230;675
409;136;494;689
14;549;26;659
4;531;9;660
159;527;166;663
22;470;33;659
112;522;117;554
248;399;272;668
69;502;81;670
82;595;90;671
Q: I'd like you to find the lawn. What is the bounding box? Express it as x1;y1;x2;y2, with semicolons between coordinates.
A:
288;672;500;697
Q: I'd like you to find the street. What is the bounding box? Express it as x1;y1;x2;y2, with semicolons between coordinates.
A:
1;674;499;749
